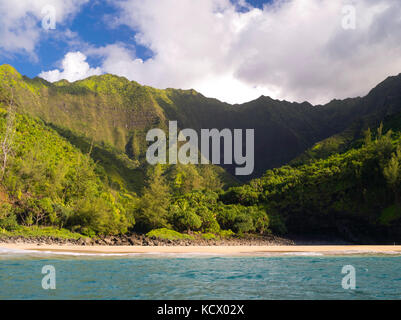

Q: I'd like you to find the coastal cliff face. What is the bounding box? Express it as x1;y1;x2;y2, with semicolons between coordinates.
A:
3;64;401;180
1;63;401;242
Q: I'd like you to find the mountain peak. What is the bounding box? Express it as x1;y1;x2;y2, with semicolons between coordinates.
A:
0;64;22;79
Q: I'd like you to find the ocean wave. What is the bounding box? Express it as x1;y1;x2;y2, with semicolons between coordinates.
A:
0;247;225;258
283;250;401;256
0;247;40;254
282;252;324;256
339;250;401;256
36;251;136;257
1;246;400;259
0;247;140;258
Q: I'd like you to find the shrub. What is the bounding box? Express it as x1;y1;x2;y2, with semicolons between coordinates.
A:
0;203;18;231
219;229;235;238
201;233;217;240
1;226;84;239
169;200;202;232
216;204;255;233
197;208;220;233
249;207;270;234
146;228;195;240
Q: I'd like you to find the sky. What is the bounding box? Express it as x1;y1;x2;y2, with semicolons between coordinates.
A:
0;0;401;105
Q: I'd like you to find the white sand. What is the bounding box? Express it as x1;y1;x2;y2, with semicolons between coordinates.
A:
1;244;401;255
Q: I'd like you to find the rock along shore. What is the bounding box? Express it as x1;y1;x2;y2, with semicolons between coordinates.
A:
0;233;295;247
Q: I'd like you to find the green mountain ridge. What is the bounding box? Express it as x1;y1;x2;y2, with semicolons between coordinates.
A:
293;74;401;164
3;64;401;181
2;63;401;241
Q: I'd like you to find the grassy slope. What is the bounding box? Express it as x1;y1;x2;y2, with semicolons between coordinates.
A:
0;105;137;234
5;65;401;184
0;65;236;193
2;64;401;240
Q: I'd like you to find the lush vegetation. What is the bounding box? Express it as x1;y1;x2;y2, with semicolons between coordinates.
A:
222;125;401;239
5;63;401;181
1;64;401;241
0;108;135;236
0;105;269;237
0;226;85;240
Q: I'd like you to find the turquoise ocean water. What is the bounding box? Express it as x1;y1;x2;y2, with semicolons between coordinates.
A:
0;248;400;300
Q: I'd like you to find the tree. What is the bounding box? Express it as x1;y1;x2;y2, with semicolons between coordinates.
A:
200;165;223;191
0;86;16;181
377;122;384;139
364;128;372;145
249;207;269;234
171;163;204;195
383;146;401;203
0;203;18;230
169;200;202;232
137;165;170;230
217;204;255;234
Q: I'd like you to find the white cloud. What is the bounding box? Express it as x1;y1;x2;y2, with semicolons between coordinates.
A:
31;0;401;105
81;0;401;105
0;0;88;55
39;51;102;82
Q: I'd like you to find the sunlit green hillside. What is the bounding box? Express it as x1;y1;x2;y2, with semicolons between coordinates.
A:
1;64;401;241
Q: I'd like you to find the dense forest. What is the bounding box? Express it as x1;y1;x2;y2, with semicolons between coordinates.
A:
1;64;401;242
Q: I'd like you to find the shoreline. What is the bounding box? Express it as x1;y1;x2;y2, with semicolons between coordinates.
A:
2;244;401;256
0;233;296;247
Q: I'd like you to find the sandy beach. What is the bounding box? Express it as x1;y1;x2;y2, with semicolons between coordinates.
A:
1;244;401;255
